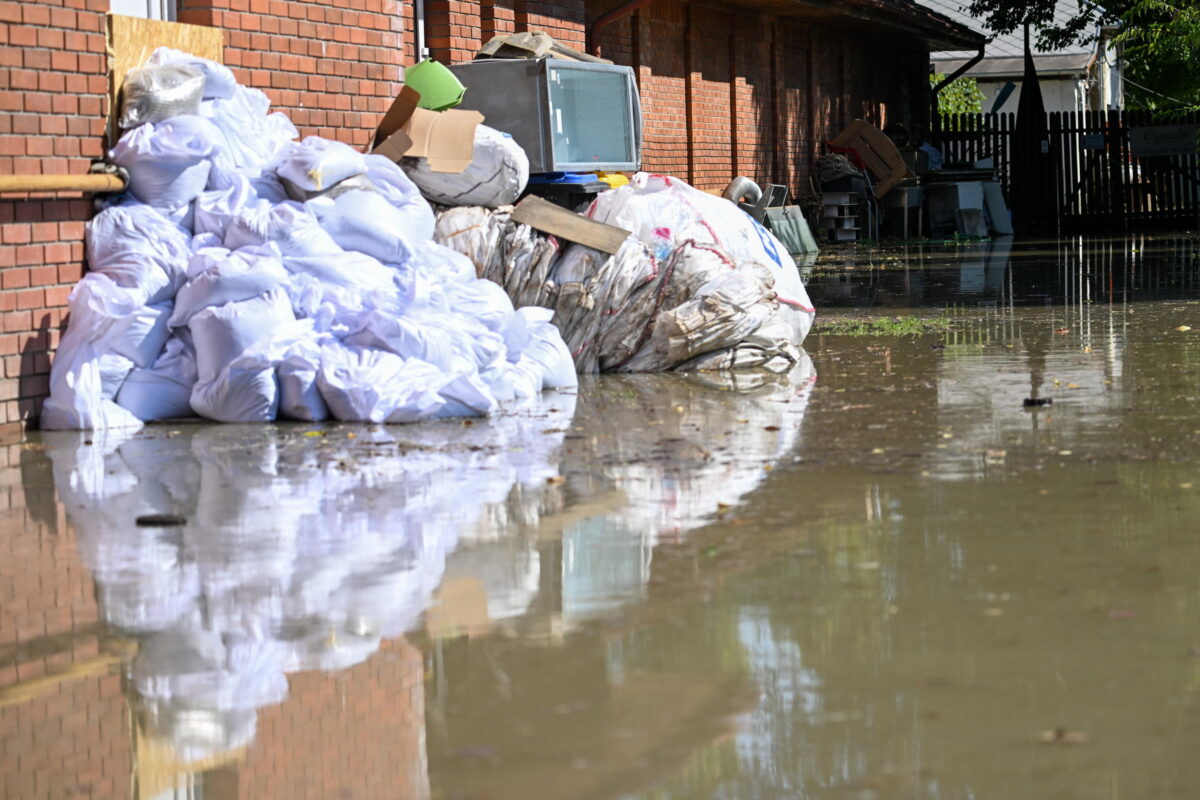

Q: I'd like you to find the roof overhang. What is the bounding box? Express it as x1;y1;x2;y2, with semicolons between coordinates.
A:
933;52;1094;78
716;0;989;51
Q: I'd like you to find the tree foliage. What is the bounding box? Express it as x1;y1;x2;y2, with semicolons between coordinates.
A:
932;73;986;115
964;0;1200;111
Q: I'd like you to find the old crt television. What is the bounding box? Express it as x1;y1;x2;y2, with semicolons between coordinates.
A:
446;58;642;174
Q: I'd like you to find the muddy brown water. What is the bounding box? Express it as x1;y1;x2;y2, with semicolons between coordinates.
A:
3;234;1200;799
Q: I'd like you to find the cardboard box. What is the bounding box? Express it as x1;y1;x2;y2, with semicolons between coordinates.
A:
370;85;483;173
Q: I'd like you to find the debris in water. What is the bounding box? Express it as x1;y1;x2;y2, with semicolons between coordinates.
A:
1023;397;1052;408
1175;325;1192;332
135;514;187;528
1037;728;1089;745
1055;327;1070;335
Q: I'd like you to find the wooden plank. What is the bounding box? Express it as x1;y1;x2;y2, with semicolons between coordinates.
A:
511;195;632;254
107;13;224;145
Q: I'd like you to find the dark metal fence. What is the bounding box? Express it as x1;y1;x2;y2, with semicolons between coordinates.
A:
932;110;1200;232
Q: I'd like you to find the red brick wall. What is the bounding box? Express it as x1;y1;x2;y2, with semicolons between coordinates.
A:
178;0;413;150
594;0;931;197
0;2;107;428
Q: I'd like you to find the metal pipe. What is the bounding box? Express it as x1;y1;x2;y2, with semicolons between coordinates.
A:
0;173;126;194
587;0;653;57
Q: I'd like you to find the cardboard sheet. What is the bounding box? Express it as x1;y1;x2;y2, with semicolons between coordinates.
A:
372;85;483;173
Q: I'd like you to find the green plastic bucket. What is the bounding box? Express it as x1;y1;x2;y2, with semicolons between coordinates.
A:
404;60;466;111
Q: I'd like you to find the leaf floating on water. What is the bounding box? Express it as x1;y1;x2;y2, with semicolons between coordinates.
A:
763;425;781;432
1066;383;1081;389
303;430;324;438
1055;327;1070;335
872;448;885;454
717;502;732;513
1037;728;1090;745
1175;325;1192;332
546;475;566;486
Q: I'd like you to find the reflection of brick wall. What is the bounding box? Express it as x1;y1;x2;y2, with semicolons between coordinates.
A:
0;466;131;800
236;637;428;800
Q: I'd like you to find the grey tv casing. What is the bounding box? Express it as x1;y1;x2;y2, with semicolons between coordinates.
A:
446;58;643;174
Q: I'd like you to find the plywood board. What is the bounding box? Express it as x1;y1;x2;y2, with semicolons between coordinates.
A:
107;13;224;144
511;195;631;254
828;119;915;199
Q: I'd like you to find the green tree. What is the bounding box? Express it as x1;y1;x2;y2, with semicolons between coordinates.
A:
964;0;1200;111
932;73;986;115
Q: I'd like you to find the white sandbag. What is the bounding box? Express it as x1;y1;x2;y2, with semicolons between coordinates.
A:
278;340;328;422
188;287;295;384
116;335;199;421
307;189;421;266
402;125;528;208
170;245;290;328
146;47;237;100
223;201;335;256
190;363;280;423
445;278;514;334
204;86;297;173
119;64;204;129
586;172;815;335
317;345;449;423
109;301;173;368
512;308;577;389
364;154;435;241
41;274;148;431
110;116;223;210
99;352;136;399
274;137;365;193
85;204;191;304
194;167;256;239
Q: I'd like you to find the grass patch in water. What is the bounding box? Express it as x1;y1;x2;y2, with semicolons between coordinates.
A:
813;314;952;337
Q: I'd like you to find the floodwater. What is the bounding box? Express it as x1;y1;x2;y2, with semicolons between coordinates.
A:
4;233;1200;799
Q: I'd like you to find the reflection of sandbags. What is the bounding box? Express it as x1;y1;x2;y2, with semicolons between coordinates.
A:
403;125;528;207
110;116;223;209
119;64;205;128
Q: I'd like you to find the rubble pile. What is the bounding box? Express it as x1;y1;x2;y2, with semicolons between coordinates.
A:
41;48;575;431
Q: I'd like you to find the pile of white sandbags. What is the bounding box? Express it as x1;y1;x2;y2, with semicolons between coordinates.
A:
41;48;575;431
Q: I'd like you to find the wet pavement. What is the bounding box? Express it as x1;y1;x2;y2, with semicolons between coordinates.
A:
4;232;1200;799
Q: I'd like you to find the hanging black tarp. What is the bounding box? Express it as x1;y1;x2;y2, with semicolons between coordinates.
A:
1010;23;1056;234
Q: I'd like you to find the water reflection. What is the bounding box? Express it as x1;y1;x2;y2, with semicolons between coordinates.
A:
806;233;1200;309
22;356;814;798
